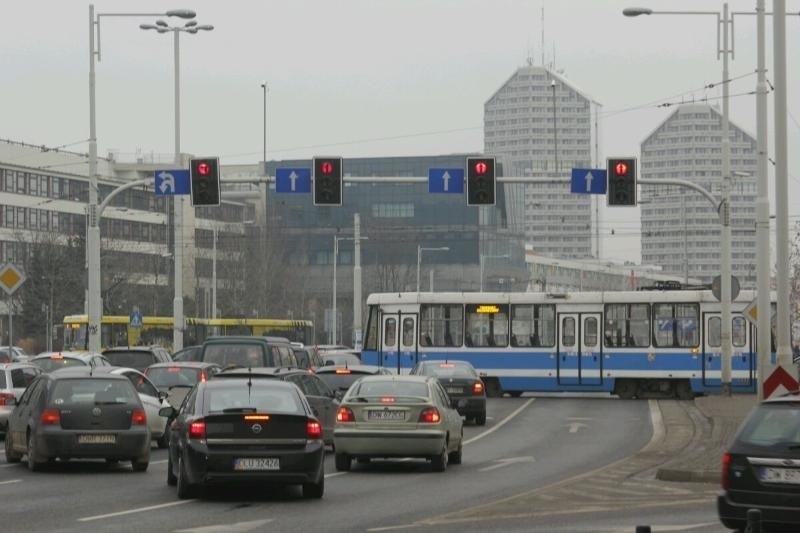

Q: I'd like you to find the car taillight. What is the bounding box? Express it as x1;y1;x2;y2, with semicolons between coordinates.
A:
419;407;441;423
0;392;14;406
307;420;323;440
199;371;207;382
40;409;61;426
336;406;355;422
722;452;731;490
473;381;484;395
131;409;147;425
189;419;206;439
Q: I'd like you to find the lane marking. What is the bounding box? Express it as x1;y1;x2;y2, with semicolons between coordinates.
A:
478;456;535;472
324;471;348;479
175;519;273;532
150;459;168;465
463;398;534;445
78;500;195;522
0;479;22;485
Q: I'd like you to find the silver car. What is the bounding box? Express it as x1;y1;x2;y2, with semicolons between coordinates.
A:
0;363;43;433
333;375;463;472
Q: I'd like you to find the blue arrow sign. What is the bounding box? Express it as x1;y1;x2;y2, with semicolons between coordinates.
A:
570;168;607;194
129;310;143;329
428;168;464;193
276;168;311;193
154;169;190;196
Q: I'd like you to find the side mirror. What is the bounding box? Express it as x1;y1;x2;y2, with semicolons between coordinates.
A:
159;406;176;418
158;391;169;402
334;389;345;401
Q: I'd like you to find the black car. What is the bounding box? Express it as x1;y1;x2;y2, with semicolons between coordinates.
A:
410;360;487;425
3;371;151;471
214;367;339;445
172;345;202;362
718;394;800;532
314;364;393;398
198;336;297;369
102;346;172;372
161;378;325;499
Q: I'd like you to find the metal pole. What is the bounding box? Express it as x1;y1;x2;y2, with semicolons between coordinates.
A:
756;0;771;400
87;4;102;353
332;236;338;345
551;80;558;172
7;294;11;350
682;194;689;284
172;28;184;352
720;3;733;396
773;0;792;369
416;245;422;293
261;82;267;176
480;255;485;292
353;214;362;350
429;270;434;292
211;225;217;319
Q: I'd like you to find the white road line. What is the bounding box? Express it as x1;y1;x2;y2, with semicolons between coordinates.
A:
150;459;168;465
324;471;348;479
0;479;22;485
78;500;195;522
0;463;20;468
463;398;535;446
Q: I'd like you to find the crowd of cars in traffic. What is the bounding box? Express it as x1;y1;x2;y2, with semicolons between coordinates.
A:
0;338;488;502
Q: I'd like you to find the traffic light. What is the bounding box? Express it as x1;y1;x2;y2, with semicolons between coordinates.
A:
607;157;637;206
313;157;343;206
466;156;496;206
189;157;221;206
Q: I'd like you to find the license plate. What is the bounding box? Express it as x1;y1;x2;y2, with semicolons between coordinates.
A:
234;457;280;471
78;434;116;444
446;387;463;394
761;467;800;484
367;410;405;421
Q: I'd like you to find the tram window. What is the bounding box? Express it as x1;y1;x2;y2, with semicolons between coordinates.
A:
584;317;598;346
511;304;555;347
653;303;699;348
402;318;415;348
419;304;463;347
465;304;509;348
604;303;650;348
384;318;397;347
364;306;378;350
732;316;747;347
562;317;576;347
708;317;721;347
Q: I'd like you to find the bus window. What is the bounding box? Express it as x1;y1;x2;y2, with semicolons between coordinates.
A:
465;304;509;348
402;318;414;348
708;317;721;348
364;306;378;350
732;316;747;347
653;303;699;348
562;317;576;347
511;304;555;347
384;318;397;348
604;303;650;348
419;304;463;347
584;316;598;346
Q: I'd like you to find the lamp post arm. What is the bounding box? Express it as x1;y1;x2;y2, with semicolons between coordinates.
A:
637;178;718;209
97;178;153;219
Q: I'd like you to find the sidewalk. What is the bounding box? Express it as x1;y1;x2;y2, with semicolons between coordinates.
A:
655;393;759;483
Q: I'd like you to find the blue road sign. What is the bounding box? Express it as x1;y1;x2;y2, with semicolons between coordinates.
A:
428;168;464;193
154;169;190;196
129;310;143;329
570;168;607;194
276;168;311;193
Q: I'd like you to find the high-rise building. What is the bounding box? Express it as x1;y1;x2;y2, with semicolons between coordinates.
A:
640;104;757;286
484;65;600;259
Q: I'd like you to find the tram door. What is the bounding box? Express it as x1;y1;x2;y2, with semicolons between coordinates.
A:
557;313;602;386
380;312;418;374
702;313;722;386
702;313;754;389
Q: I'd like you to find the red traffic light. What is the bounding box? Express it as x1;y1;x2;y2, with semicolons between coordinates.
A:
197;162;211;176
614;161;629;176
321;161;334;175
474;161;488;175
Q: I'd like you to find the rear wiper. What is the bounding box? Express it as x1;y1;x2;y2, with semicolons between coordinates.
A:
222;407;257;413
95;400;125;405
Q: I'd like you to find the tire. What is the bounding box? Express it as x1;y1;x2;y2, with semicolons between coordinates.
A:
27;433;44;472
302;470;325;499
507;391;523;398
431;446;448;472
448;442;463;465
131;457;149;472
166;452;177;486
334;453;351;472
474;411;487;426
4;431;22;463
615;379;638;400
176;454;196;499
356;457;370;465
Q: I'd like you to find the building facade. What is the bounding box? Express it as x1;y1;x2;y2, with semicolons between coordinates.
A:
639;104;758;286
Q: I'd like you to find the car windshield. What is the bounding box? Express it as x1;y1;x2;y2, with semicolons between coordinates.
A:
351;380;429;399
103;351;156;370
51;378;138;405
203;344;266;368
33;357;85;372
420;362;477;378
203;384;302;414
736;403;800;447
146;367;201;390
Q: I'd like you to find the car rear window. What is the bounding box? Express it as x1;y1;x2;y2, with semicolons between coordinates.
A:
351;380;429;399
323;354;361;366
33;357;85;372
421;363;477;379
736;403;800;447
146;367;201;389
51;378;138;405
202;344;270;368
317;370;374;392
203;384;302;414
103;351;156;370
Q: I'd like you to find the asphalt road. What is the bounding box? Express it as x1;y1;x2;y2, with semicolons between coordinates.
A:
1;397;656;533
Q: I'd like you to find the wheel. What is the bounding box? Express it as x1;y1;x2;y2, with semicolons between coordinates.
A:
166;452;177;486
356;457;370;465
431;446;448;472
448;442;463;465
27;433;44;472
131;457;149;472
474;411;487;426
334;453;351;472
615;379;638;400
176;454;196;499
507;391;523;398
675;380;694;400
4;431;22;463
302;470;325;499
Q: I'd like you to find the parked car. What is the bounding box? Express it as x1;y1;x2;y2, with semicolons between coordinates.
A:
198;336;297;369
333;375;463;472
4;371;151;471
161;377;325;499
171;345;202;362
314;364;393;398
0;363;43;433
718;393;800;531
410;360;487;425
101;346;172;372
30;352;111;372
214;367;339;445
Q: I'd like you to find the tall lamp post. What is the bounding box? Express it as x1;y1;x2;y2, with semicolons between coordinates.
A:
416;246;449;293
261;82;268;176
87;5;196;353
624;4;735;396
480;254;511;292
332;235;368;345
141;17;213;352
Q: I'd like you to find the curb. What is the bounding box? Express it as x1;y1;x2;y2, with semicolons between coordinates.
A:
656;467;720;483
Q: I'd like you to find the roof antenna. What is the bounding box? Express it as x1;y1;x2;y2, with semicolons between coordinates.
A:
247;367;253;402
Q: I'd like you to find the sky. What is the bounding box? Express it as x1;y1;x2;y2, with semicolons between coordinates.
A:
2;0;799;264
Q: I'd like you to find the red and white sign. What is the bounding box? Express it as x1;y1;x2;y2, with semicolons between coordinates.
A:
763;365;799;399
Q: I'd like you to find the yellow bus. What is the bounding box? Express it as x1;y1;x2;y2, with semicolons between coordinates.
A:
62;315;315;351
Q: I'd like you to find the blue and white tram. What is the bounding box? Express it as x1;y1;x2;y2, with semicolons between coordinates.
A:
361;289;773;398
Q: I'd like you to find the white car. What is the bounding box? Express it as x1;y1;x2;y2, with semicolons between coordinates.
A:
109;367;170;448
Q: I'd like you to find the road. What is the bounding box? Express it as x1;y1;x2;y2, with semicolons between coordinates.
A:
0;397;720;533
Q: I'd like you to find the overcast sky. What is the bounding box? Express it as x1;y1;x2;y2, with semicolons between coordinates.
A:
2;0;799;263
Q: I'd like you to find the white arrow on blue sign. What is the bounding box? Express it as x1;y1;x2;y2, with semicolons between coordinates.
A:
276;168;311;193
570;168;607;195
154;169;191;196
428;168;464;193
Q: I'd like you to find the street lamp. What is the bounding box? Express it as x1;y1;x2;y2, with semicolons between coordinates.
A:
86;5;197;353
625;3;734;395
141;17;213;352
480;254;511;292
261;82;268;177
416;246;449;293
